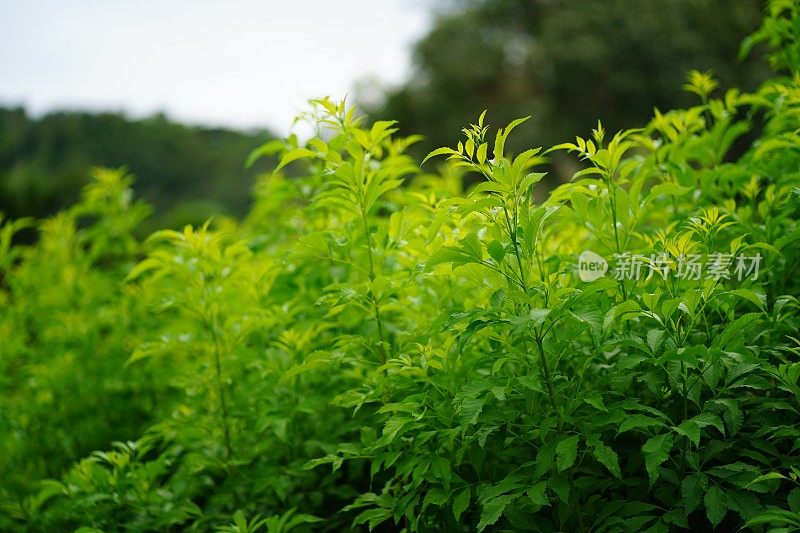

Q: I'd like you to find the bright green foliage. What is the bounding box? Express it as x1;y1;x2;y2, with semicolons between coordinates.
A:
2;5;800;532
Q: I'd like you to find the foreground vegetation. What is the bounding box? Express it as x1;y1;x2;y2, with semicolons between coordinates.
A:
1;3;800;531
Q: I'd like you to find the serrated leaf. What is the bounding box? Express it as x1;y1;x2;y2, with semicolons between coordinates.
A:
704;485;729;527
726;489;760;521
725;364;760;386
592;443;622;478
487;240;506;263
714;313;762;350
528;481;549;506
548;476;570;503
273;147;316;175
729;288;766;309
477;475;526;503
494;116;530;160
477;495;516;531
432;456;452;493
518;172;546;193
789;488;800;513
374;417;412;447
476;142;488;165
681;473;708;514
423;488;448;507
604;300;643;332
422;147;460;165
645;182;693;203
642;433;674;485
458;397;486;426
618;414;666;435
583;391;607;411
453;488;471;522
675;420;701;447
556;435;580;472
691;413;725;436
353;508;392;531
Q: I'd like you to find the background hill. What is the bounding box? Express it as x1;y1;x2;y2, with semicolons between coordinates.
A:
0;107;275;228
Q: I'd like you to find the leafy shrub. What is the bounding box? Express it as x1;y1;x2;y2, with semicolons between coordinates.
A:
1;2;800;531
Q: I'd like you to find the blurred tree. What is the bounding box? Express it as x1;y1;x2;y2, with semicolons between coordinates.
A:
0;107;276;226
371;0;770;165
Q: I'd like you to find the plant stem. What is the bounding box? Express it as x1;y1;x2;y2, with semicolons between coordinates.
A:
534;333;558;417
502;203;527;291
609;183;629;300
361;209;387;364
210;319;234;463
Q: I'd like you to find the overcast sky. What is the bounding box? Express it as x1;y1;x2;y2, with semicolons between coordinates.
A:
0;0;432;134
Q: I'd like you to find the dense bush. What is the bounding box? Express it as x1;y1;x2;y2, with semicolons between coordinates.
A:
1;3;799;531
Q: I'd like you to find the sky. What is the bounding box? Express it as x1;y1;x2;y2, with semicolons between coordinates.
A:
0;0;432;134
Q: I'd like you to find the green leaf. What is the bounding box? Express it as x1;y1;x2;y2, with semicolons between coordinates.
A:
583;391;607;411
556;435;580;472
691;413;725;436
704;485;729;527
477;475;526;503
510;308;551;333
460;232;484;260
373;417;412;447
476;142;488;165
518;172;546;193
674;420;701;447
528;481;549;506
489;289;506;307
477;495;516;531
681;473;709;514
641;433;674;485
547;476;570;503
645;182;693;203
745;509;800;529
746;472;787;487
729;288;766;310
470;180;507;195
458;397;487;426
453;488;471;522
280;351;331;382
592;443;622;479
423;488;448;507
789;488;800;514
422;146;460;165
353;508;392;531
273;147;316;175
494;116;530;161
617;414;666;435
713;313;762;350
284;511;323;530
487;240;506;263
244;139;284;168
432;456;452;493
726;489;760;521
604;300;643;333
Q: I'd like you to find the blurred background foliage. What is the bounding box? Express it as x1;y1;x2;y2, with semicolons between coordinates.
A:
0;108;274;229
371;0;770;160
0;0;770;223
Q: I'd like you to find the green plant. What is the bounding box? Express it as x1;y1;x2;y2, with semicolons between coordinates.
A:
1;4;799;532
